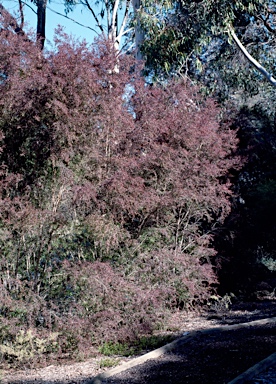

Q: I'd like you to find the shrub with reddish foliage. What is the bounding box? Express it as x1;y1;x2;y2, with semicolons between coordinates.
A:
0;17;240;365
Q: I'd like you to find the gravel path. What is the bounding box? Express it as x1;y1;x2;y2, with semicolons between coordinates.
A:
93;319;276;384
2;301;276;384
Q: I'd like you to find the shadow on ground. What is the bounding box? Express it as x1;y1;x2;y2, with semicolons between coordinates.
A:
204;299;276;324
4;311;275;384
98;320;276;384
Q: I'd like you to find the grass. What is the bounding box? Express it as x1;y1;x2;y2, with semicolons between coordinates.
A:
98;334;175;357
99;357;120;368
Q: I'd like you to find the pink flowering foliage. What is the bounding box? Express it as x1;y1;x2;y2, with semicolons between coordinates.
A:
0;17;240;365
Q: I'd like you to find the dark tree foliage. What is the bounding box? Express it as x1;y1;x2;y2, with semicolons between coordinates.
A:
215;103;276;296
0;15;240;365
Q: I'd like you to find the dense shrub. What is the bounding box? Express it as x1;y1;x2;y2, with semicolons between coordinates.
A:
0;17;240;365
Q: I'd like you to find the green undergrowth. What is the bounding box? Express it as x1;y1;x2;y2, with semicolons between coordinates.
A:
98;334;175;357
99;357;120;368
0;328;59;368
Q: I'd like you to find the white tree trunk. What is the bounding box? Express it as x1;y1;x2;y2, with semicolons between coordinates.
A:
132;0;144;60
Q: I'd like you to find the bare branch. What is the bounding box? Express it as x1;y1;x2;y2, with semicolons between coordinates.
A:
111;0;120;34
82;0;104;33
117;0;131;41
22;2;37;15
47;4;100;35
118;41;134;56
121;27;134;37
230;27;276;87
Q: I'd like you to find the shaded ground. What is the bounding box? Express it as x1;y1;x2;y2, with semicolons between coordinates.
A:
104;320;276;384
2;300;276;384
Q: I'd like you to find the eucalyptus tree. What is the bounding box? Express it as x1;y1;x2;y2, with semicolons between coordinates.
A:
139;0;276;92
62;0;176;58
63;0;133;53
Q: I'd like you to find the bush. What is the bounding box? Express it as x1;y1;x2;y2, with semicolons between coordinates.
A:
0;329;59;365
0;18;240;366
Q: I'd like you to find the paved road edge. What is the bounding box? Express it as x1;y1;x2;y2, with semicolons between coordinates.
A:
227;351;276;384
90;317;276;384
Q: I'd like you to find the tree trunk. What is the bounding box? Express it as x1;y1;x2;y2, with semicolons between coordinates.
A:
132;0;144;60
37;0;47;50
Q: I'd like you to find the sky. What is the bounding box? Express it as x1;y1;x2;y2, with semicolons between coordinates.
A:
2;0;100;47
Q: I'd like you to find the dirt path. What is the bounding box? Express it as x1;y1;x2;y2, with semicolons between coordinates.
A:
97;318;276;384
2;301;276;384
